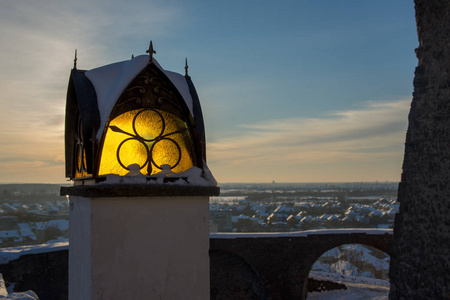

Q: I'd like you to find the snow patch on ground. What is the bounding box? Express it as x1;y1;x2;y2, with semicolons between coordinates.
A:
0;274;8;297
0;290;39;300
310;271;390;287
308;271;389;300
0;274;39;299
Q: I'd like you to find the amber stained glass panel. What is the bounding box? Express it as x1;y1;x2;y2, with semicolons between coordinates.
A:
98;109;194;176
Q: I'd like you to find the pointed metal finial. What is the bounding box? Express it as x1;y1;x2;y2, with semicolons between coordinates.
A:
146;40;156;61
131;54;134;59
73;49;77;70
185;57;189;78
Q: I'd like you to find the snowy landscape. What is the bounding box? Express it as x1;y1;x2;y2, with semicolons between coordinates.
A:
0;182;396;298
210;182;398;233
0;185;67;248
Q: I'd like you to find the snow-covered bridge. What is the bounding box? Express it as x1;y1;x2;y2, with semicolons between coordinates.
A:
210;229;393;300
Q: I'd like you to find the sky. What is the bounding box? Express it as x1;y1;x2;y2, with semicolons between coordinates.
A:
0;0;418;184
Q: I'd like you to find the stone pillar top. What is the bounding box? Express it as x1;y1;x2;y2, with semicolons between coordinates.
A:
61;184;219;198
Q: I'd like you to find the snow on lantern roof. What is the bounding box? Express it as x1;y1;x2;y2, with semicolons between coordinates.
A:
85;55;194;140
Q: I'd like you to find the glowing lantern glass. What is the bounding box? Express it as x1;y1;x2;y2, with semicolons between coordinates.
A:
99;108;194;176
65;50;206;183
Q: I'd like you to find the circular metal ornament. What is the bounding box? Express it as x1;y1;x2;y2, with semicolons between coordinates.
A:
132;109;165;142
116;137;150;171
149;137;182;170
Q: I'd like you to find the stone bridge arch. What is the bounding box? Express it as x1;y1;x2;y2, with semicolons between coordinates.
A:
303;231;393;274
210;229;393;300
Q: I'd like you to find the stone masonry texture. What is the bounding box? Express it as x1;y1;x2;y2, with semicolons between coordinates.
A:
389;1;450;299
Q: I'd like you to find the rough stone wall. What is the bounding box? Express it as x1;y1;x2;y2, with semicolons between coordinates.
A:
210;250;265;300
0;250;68;300
389;1;450;299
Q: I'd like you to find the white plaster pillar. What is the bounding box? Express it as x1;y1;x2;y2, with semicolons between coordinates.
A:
65;185;217;300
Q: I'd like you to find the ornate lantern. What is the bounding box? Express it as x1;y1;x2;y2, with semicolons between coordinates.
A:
62;42;217;300
64;42;215;186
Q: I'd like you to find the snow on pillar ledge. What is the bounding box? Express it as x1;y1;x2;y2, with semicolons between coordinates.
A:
63;184;219;300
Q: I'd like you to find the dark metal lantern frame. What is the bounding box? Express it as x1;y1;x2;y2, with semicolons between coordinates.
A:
65;56;207;182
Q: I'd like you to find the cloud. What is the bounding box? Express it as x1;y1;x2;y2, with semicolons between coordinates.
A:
0;0;182;183
207;99;410;182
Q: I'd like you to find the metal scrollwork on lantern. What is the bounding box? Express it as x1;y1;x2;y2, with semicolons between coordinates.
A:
75;114;88;177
